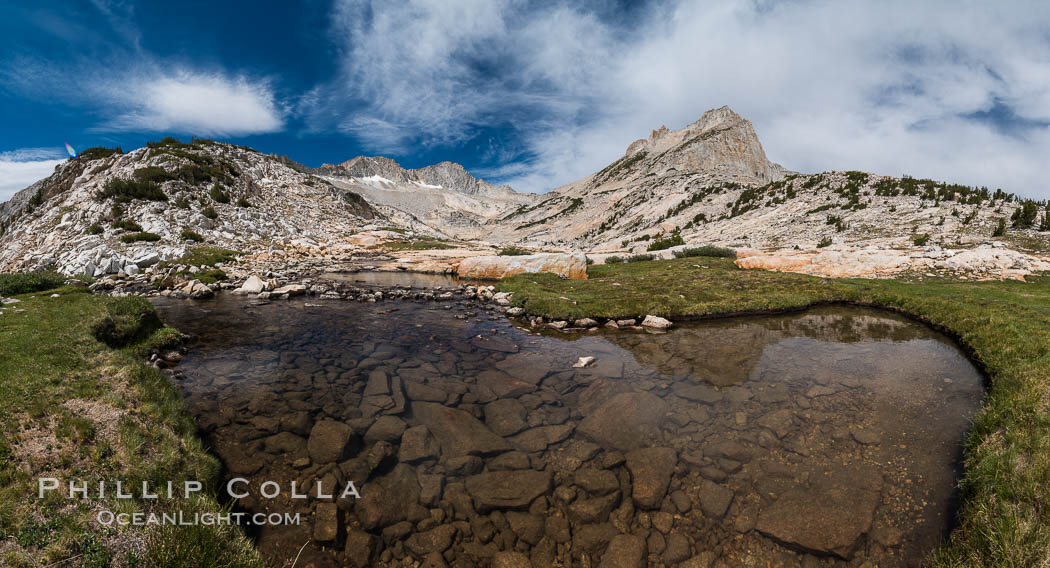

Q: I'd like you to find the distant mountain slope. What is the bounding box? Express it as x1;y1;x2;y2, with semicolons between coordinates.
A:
0;139;379;275
318;156;535;237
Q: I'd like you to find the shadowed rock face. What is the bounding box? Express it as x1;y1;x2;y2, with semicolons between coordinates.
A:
457;253;589;280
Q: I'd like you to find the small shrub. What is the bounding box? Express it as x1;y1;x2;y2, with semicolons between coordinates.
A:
1011;200;1039;229
647;230;685;251
235;197;252;208
120;232;162;243
913;234;931;246
187;268;227;284
174;195;190;209
673;245;736;259
817;237;833;248
625;253;656;262
90;296;163;348
180;164;227;186
209;184;230;204
96;178;167;202
992;218;1007;237
78;146;123;160
180;228;204;242
605;255;623;264
498;246;531;256
111;219;143;232
133;166;176;184
86;223;104;235
0;272;66;296
202;206;218;220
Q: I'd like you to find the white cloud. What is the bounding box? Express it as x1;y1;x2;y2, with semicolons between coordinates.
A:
322;0;1050;197
0;148;65;202
100;71;285;136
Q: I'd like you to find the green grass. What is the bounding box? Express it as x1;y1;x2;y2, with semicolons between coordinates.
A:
158;246;239;269
500;256;1050;567
498;246;532;256
0;272;66;296
201;206;218;220
177;268;227;285
673;245;736;259
180;228;204;242
383;239;455;251
0;281;262;567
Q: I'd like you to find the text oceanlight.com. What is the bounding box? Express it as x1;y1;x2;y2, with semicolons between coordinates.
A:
95;510;300;527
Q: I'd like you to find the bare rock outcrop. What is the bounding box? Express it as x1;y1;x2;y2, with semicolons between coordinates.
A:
456;253;588;280
735;244;1050;280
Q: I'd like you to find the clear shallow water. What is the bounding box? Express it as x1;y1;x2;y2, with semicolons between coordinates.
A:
321;270;461;288
152;296;984;568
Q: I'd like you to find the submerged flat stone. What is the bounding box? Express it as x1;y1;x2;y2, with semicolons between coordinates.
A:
465;470;552;511
755;465;884;559
578;392;668;451
412;402;511;457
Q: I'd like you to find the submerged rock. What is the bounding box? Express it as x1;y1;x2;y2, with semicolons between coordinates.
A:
625;447;677;509
465;470;552;511
412;402;511;457
307;420;356;464
578;392;668;451
755;465;884;558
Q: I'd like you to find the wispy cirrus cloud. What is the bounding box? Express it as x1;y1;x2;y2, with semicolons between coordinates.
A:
312;0;1050;197
2;57;286;137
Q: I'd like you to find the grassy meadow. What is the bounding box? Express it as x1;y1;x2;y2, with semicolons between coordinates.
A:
500;256;1050;567
0;277;261;567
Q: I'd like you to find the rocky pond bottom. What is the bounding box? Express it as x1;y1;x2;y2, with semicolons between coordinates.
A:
151;296;984;568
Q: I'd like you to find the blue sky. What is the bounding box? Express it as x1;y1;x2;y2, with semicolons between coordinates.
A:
2;1;1050;201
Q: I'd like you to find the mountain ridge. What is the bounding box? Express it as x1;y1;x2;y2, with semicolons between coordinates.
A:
318;155;520;199
2;106;1047;278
